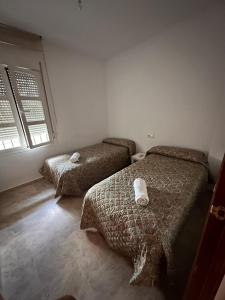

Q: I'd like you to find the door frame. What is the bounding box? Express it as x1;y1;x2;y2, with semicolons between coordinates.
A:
184;155;225;300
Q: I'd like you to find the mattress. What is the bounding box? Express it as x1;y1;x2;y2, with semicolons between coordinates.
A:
80;146;208;286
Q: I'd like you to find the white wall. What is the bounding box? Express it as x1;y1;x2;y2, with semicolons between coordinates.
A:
1;4;225;191
106;4;225;175
209;87;225;179
0;41;107;192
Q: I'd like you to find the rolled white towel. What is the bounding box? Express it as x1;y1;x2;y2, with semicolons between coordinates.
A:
133;178;149;206
70;152;80;163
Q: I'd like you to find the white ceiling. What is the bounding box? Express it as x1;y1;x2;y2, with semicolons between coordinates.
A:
0;0;221;60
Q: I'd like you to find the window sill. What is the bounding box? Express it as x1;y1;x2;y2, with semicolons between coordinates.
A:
0;140;55;157
0;146;28;157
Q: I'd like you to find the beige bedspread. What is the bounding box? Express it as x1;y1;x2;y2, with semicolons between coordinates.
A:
80;146;208;286
40;138;135;197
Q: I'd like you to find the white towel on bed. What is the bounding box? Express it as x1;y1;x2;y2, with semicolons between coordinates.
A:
133;178;149;206
70;152;80;163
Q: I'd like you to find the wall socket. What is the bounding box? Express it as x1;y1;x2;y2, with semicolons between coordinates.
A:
147;133;155;139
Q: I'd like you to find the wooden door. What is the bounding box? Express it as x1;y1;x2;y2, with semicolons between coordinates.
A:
184;154;225;300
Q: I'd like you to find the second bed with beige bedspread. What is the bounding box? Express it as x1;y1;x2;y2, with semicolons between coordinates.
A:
80;146;208;286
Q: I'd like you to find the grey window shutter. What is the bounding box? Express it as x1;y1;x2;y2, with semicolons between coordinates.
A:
0;65;25;150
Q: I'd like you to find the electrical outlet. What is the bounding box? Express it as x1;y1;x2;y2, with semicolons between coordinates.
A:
147;133;155;139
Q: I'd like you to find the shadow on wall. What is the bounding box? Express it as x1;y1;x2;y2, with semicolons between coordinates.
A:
208;155;224;182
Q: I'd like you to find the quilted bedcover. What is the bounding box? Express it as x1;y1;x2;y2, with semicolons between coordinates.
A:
40;138;135;197
80;146;208;286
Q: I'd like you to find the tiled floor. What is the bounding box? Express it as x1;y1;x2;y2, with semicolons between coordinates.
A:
0;180;165;300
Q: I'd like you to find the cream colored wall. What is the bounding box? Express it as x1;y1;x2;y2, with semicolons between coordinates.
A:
209;94;225;179
0;5;225;191
106;5;225;178
43;41;107;151
0;41;107;192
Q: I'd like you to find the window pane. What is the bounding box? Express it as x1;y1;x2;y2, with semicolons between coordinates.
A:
0;126;20;140
14;71;40;97
21;100;45;122
0;67;24;151
0;126;21;150
3;139;13;149
28;123;49;146
0;73;7;96
0;100;15;124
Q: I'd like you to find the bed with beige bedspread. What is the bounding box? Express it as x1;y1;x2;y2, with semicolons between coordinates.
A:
40;138;136;197
80;146;208;286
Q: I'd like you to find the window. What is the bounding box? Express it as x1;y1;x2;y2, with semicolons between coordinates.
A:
0;64;53;151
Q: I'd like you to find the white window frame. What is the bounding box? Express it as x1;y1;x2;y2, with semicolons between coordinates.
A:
0;63;54;153
8;65;54;149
